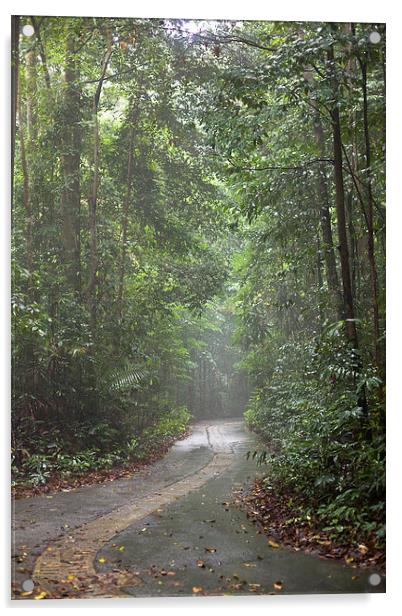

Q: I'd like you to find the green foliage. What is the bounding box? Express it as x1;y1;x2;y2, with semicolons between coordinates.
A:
196;19;385;547
135;406;191;459
12;16;385;552
244;333;385;543
12;405;191;486
12;17;229;485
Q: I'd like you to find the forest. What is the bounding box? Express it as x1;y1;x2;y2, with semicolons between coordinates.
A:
11;17;385;558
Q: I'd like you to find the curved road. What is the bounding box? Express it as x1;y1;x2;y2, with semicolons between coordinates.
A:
12;419;384;598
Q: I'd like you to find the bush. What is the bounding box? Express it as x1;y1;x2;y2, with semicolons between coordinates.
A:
135;406;191;458
244;333;385;544
12;406;191;487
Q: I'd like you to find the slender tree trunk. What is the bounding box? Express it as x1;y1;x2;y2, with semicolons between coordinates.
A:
315;228;324;327
327;39;370;425
327;44;358;348
359;58;382;369
117;122;135;333
30;17;52;90
88;35;113;338
11;16;20;205
345;191;357;301
311;109;343;318
18;48;39;411
18;91;32;286
18;49;38;292
61;27;81;294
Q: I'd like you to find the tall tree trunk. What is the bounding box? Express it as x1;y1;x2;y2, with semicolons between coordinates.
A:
117;122;135;333
86;32;113;408
327;43;358;348
17;48;39;412
359;57;382;369
315;227;324;328
18;91;32;289
311;109;343;318
345;191;357;301
61;26;81;294
11;16;20;205
88;33;113;338
18;49;38;292
30;17;52;90
327;38;369;423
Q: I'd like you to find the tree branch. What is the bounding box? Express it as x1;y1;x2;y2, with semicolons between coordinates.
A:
224;155;334;173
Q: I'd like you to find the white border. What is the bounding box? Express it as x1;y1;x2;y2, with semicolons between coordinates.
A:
1;1;401;614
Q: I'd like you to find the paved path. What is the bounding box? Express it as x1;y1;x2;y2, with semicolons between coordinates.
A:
12;419;385;598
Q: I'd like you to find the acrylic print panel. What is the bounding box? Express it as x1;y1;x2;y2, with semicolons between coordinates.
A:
11;15;385;600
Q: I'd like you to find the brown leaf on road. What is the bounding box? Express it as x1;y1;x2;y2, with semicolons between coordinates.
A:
192;586;204;594
274;581;283;591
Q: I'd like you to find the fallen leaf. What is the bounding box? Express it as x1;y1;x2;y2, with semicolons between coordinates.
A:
34;590;48;600
192;586;203;593
274;581;283;591
98;557;106;564
197;560;205;568
268;539;280;549
205;547;217;553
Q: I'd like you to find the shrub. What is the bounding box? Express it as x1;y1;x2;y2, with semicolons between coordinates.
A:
244;333;385;544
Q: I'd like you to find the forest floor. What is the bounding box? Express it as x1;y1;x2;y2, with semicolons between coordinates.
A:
12;419;385;600
234;480;385;574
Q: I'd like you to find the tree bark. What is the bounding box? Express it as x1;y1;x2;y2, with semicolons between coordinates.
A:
327;38;369;423
315;228;324;327
11;16;20;205
359;57;382;369
17;47;39;410
311;109;343;318
327;43;358;348
61;26;81;294
18;49;38;289
18;83;32;284
117;121;135;331
88;33;113;337
30;17;52;90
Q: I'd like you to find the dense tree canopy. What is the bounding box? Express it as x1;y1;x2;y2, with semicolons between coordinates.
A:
12;17;385;549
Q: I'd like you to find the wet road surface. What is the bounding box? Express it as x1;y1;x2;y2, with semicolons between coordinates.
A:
12;419;385;598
